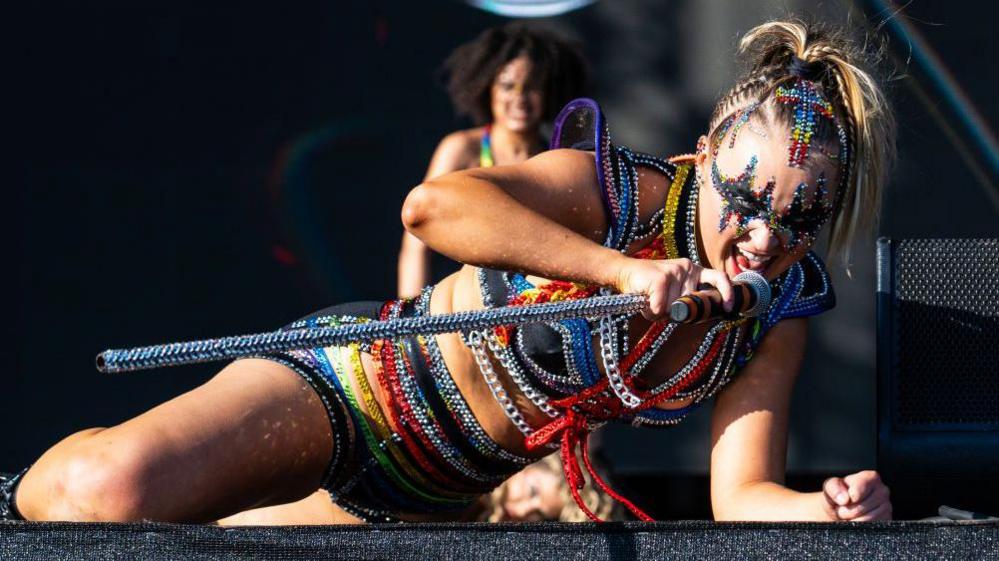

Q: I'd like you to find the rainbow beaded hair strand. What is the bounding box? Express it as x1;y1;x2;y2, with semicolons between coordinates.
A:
774;79;835;168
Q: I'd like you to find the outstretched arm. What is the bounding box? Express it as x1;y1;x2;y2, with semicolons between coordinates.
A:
709;318;891;521
403;148;621;286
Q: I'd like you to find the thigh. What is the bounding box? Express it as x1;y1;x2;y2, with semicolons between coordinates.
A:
217;489;362;525
25;358;339;522
127;358;337;517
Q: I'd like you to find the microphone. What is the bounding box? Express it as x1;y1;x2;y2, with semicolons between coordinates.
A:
669;270;771;324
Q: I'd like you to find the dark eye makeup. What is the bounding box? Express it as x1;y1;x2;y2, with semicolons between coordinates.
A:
710;156;833;249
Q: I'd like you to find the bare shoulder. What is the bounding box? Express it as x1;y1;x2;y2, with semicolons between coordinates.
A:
437;128;482;161
515;148;597;184
426;128;482;178
635;160;672;224
714;317;809;414
636;162;671;196
462;148;602;206
530;147;596;167
532;150;673;226
728;317;809;383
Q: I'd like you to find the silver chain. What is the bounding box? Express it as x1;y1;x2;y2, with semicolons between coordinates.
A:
482;332;563;419
466;330;536;437
599;313;642;409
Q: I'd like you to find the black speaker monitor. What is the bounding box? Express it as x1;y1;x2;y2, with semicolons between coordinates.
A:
876;238;999;516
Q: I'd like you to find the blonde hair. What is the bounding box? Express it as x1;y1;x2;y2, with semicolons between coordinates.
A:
483;454;621;522
708;19;897;264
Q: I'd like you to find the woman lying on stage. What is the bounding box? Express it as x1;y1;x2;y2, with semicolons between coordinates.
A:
398;23;588;299
1;19;896;523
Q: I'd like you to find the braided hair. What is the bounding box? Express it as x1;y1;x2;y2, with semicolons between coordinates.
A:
708;20;897;263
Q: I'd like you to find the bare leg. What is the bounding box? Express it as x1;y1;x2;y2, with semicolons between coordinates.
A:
217;489;362;525
16;358;336;522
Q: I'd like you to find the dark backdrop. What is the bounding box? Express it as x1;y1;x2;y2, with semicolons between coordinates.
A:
6;0;998;518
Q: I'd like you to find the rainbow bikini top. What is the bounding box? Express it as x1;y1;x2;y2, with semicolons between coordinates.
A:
467;99;837;520
480;125;494;168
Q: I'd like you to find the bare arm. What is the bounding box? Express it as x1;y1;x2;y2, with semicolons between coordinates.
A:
402;148;626;287
398;133;475;298
403;148;738;317
398;231;431;299
709;319;829;520
710;318;891;521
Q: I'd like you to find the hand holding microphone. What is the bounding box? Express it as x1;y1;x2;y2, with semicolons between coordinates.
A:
614;257;770;323
670;270;771;323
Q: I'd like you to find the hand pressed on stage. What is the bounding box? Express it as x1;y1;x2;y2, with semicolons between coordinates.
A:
823;471;892;521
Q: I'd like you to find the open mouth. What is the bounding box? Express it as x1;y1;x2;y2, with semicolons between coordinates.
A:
731;245;774;275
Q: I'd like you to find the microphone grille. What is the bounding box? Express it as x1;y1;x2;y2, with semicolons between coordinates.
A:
733;270;772;317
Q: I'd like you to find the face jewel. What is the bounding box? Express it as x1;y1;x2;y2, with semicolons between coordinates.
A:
711;155;776;237
747;119;769;140
711;155;834;250
712;104;762;157
712;113;737;156
774;79;835;167
727;103;762;149
779;171;835;249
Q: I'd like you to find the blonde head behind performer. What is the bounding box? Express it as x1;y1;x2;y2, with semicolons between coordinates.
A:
479;454;621;523
4;20;895;524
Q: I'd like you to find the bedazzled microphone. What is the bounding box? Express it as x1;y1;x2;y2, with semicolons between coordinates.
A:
96;273;771;374
95;293;649;373
669;270;771;324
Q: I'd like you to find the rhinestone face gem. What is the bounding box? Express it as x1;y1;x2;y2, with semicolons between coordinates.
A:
710;155;835;250
774;79;835;168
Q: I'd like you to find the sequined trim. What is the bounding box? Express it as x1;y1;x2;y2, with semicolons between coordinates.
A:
661;163;691;260
474;99;836;431
0;469;27;521
255;287;541;520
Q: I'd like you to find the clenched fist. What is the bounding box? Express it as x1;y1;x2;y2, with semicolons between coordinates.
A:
822;470;892;521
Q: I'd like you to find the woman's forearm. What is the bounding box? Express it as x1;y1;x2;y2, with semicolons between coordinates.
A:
401;158;629;288
714;481;834;521
398;232;430;299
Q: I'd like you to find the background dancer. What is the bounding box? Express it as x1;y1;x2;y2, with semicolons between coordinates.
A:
2;19;896;524
397;23;589;298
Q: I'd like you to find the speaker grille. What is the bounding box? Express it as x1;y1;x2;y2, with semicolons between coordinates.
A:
893;239;999;428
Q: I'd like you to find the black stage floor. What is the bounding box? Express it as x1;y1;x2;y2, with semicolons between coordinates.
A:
2;520;998;560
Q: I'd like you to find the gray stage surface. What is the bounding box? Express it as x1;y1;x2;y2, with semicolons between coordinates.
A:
1;520;998;560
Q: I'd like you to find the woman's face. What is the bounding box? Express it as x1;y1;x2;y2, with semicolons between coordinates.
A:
490;55;544;133
696;118;841;281
494;465;563;521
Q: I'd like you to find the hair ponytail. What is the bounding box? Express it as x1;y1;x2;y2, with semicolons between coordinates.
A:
709;19;897;265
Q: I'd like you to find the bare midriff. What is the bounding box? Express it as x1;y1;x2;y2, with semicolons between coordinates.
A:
353;264;713;460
